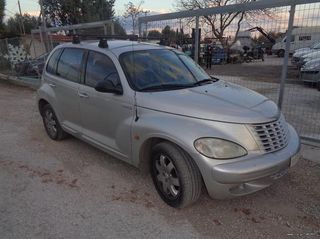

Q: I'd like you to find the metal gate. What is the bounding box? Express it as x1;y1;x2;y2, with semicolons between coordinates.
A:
138;0;320;142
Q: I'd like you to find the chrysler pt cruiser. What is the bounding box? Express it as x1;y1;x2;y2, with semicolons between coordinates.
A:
37;39;301;208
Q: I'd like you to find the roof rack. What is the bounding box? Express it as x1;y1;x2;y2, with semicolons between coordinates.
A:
98;38;108;48
71;34;162;44
72;35;80;44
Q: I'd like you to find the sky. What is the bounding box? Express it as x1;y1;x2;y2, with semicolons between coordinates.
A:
4;0;173;20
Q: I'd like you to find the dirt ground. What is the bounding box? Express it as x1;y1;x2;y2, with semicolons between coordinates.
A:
0;81;320;239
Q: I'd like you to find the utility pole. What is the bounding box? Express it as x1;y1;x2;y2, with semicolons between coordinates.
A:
143;10;150;37
18;0;25;35
39;0;49;52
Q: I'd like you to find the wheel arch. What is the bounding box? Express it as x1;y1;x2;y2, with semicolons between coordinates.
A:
38;98;50;116
137;136;201;176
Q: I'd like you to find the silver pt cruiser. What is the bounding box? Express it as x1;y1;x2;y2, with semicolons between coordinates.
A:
37;39;301;208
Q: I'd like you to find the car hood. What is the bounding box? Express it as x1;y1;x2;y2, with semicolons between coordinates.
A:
303;51;320;60
136;80;280;124
295;47;310;54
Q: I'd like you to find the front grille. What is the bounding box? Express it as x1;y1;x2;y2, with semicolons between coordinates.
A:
250;117;289;153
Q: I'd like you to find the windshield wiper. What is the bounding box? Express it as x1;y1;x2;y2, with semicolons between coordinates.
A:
194;77;219;86
193;79;214;86
139;84;193;92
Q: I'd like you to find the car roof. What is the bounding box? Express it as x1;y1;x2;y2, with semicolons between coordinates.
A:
55;40;168;57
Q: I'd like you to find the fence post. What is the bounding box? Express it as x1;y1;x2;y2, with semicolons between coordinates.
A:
4;38;13;72
138;21;142;37
278;4;296;109
194;16;200;63
31;33;36;58
111;22;115;35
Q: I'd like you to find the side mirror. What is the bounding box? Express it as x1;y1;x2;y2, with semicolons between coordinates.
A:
94;80;123;95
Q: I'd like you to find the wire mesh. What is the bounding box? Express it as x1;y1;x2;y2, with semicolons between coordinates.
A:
141;2;320;142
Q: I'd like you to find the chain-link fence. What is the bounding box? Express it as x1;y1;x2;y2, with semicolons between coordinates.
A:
0;20;116;85
138;0;320;142
0;36;48;87
0;3;319;143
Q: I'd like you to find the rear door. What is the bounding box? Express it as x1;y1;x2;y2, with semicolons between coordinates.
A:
79;50;134;160
50;47;85;133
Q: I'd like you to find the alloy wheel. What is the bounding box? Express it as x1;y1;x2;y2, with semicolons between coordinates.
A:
44;109;57;138
154;154;181;199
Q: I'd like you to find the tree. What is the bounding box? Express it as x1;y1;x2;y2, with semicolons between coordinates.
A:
42;0;82;25
81;0;115;22
148;29;161;38
0;0;5;33
5;14;38;34
123;1;144;35
42;0;115;26
176;0;272;49
162;25;176;43
114;19;127;36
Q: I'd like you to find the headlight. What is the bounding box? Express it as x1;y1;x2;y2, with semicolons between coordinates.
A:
194;138;247;159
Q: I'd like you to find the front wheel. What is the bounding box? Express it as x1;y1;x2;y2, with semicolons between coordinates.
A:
150;142;202;208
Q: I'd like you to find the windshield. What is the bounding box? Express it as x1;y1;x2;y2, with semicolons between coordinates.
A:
120;49;212;91
178;53;211;81
313;42;320;49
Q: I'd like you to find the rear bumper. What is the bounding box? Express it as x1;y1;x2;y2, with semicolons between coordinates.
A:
198;124;300;199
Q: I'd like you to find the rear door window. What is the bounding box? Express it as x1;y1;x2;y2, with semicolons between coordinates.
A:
85;51;120;88
57;48;85;83
46;49;62;75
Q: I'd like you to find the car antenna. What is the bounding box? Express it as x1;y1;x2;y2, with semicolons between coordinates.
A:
134;91;139;122
132;39;139;122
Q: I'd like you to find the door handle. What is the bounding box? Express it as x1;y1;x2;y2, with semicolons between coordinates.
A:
78;92;89;98
49;83;56;88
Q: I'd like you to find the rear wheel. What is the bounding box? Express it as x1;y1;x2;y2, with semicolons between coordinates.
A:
42;104;67;140
150;142;202;208
278;49;285;57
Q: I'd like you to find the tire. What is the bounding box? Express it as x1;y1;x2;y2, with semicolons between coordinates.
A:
278;50;285;58
41;104;67;141
317;81;320;91
150;142;202;208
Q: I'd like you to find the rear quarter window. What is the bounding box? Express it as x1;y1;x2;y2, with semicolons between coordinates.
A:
56;48;85;83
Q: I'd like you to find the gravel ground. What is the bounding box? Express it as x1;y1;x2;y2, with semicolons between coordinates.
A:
0;81;320;239
209;55;299;82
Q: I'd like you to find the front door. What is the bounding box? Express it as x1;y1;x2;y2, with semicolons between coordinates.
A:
79;50;134;161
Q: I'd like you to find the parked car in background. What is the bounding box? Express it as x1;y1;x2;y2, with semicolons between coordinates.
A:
300;50;320;67
37;40;301;208
272;26;320;57
300;58;320;84
292;42;320;67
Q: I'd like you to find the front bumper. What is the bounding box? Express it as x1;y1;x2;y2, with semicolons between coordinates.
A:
195;124;300;199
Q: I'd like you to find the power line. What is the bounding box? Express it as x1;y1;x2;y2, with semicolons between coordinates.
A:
4;8;17;15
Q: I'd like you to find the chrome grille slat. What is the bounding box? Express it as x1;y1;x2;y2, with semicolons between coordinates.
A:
250;117;289;153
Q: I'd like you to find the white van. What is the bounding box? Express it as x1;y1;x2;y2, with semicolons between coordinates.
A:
272;27;320;57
